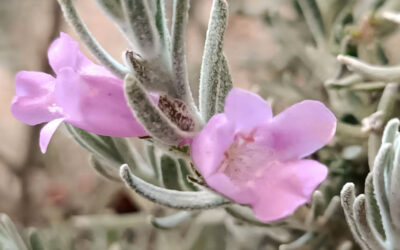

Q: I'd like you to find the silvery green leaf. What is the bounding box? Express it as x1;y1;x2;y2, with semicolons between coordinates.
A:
353;195;384;249
89;155;121;182
160;154;181;190
390;129;400;229
94;0;124;23
64;124;122;166
120;164;230;209
340;183;369;249
372;143;396;243
124;74;192;145
124;51;176;96
151;211;195;229
325;74;363;89
111;138;154;180
155;0;171;50
337;55;400;82
28;229;46;250
215;55;233;114
0;214;28;250
171;0;191;101
147;145;162;184
305;191;325;227
321;196;340;222
382;118;399;144
199;0;228;121
368;83;399;169
121;0;160;58
364;174;385;240
297;0;325;48
279;232;314;250
58;0;128;78
178;159;198;191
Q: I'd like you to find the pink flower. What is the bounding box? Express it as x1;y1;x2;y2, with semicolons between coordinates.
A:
11;33;149;153
191;88;336;222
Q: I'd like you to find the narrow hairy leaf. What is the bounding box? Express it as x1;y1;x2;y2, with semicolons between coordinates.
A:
364;174;385;240
160;154;181;190
215;55;233;114
373;143;396;243
337;55;400;82
353;195;384;250
298;0;326;48
65;124;122;165
28;229;46;250
151;211;195;229
199;0;228;121
124;74;191;145
155;0;171;50
120;165;230;209
340;183;370;249
121;0;160;58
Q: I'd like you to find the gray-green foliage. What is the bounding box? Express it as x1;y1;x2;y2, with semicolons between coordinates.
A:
7;0;400;249
340;119;400;250
0;214;45;250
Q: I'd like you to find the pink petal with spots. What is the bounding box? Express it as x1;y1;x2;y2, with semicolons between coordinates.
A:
191;114;235;177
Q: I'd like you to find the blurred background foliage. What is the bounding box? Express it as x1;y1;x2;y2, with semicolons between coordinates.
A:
1;0;400;249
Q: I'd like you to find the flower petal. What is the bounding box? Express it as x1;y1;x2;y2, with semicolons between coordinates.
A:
55;68;147;137
191;114;235;177
48;33;80;73
39;118;65;153
48;32;92;74
251;159;328;222
207;173;256;204
15;71;55;96
11;71;63;125
265;100;336;160
225;88;272;131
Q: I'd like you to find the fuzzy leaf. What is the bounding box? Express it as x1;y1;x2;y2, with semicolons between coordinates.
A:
373;143;396;242
215;55;233;114
28;229;46;250
340;183;370;249
390;128;400;229
199;0;228;121
120;164;230;209
364;174;386;240
121;0;160;58
124;74;191;145
0;214;28;250
353;195;384;249
160;154;181;190
171;0;191;101
298;0;325;48
151;211;195;229
382;118;399;144
337;55;400;82
155;0;171;50
65;124;122;166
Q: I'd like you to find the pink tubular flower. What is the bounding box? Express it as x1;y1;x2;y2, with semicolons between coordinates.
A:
191;88;336;222
11;33;149;153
